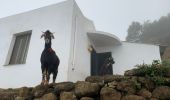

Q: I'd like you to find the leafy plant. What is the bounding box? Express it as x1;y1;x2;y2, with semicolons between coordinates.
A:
150;76;166;86
135;60;170;86
135;60;167;77
162;59;170;68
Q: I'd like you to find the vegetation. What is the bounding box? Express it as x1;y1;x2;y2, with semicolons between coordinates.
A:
126;22;142;42
135;60;170;86
126;13;170;46
162;59;170;67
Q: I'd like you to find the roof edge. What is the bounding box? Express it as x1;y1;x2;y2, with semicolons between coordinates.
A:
87;31;122;43
0;0;69;20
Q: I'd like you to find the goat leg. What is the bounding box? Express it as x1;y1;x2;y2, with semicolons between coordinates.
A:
44;71;50;85
53;70;58;83
41;70;46;85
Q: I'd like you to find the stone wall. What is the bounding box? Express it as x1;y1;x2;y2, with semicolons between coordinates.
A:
0;75;170;100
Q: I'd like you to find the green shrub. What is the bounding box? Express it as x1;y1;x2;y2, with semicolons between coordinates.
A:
135;60;167;77
150;76;166;86
162;59;170;68
135;60;170;86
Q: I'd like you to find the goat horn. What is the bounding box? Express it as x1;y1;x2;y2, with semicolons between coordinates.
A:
42;31;45;33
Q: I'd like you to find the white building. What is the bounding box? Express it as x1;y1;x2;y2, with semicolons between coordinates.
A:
0;0;161;88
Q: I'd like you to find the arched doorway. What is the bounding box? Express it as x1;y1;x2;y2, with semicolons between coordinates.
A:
87;31;121;76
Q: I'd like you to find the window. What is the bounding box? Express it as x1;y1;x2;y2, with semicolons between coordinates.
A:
9;31;32;65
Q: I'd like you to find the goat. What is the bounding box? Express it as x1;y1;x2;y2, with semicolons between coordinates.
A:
40;30;60;85
99;57;115;75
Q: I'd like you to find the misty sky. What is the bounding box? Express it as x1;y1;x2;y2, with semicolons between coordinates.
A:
0;0;170;40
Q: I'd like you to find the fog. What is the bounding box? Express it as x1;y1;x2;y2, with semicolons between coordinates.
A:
0;0;170;40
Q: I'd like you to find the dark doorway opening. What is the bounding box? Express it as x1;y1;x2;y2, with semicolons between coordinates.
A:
91;48;113;76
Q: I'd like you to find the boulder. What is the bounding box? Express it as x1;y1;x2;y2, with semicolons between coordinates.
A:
103;75;127;83
35;93;57;100
164;78;170;85
80;97;94;100
53;82;75;94
42;93;57;100
32;85;48;98
137;89;151;99
152;86;170;99
121;95;146;100
100;87;121;100
107;81;118;88
15;97;26;100
74;81;100;97
85;76;104;83
116;80;136;95
15;96;33;100
60;92;77;100
150;98;158;100
137;77;155;91
18;87;33;98
0;89;19;100
124;69;137;76
86;75;126;83
0;88;4;92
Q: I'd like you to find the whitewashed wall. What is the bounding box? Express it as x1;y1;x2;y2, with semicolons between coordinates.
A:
0;0;73;88
96;42;161;75
67;1;95;82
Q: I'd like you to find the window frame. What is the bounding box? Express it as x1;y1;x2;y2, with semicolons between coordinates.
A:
4;30;32;66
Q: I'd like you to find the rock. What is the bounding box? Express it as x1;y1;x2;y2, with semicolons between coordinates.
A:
164;78;170;84
124;69;137;76
18;87;32;97
15;96;33;100
116;80;136;95
15;97;26;100
0;89;19;100
74;81;100;97
152;86;170;99
138;77;155;91
150;98;158;100
2;75;170;100
86;75;126;83
42;93;57;100
137;89;151;99
103;75;127;83
0;88;4;92
60;92;77;100
100;87;121;100
85;78;105;88
85;76;104;83
80;97;94;100
35;93;57;100
107;81;118;89
32;85;48;98
121;95;146;100
53;82;75;94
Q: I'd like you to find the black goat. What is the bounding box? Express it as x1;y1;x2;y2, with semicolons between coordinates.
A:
40;30;60;85
99;57;115;75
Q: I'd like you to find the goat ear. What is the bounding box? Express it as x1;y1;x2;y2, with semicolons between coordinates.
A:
41;34;45;39
41;31;46;39
51;34;55;39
